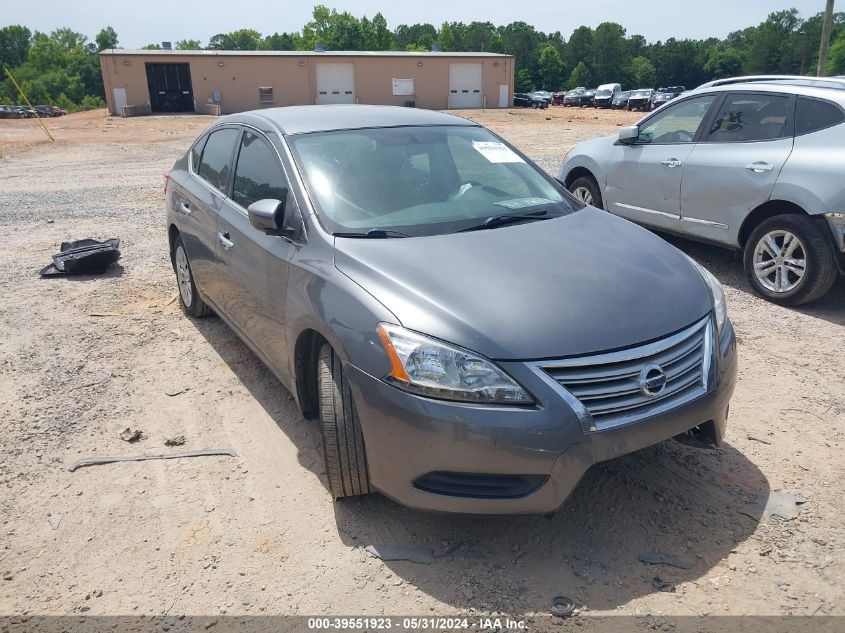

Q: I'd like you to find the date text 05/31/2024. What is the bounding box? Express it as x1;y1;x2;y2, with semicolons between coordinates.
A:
307;617;527;630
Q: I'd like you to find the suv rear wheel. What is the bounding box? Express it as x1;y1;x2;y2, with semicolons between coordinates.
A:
172;234;212;318
743;214;838;306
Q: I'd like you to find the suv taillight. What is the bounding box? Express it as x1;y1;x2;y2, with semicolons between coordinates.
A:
163;170;171;196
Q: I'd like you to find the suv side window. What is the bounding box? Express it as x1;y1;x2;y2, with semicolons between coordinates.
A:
232;131;289;209
636;95;717;144
795;97;845;136
197;128;239;193
706;93;792;143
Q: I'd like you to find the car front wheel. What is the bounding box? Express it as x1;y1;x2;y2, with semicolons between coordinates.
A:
568;175;604;210
318;343;372;499
743;214;838;306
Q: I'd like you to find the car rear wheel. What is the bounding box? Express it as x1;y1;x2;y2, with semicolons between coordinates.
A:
172;235;212;318
318;343;372;499
743;214;838;306
568;175;603;210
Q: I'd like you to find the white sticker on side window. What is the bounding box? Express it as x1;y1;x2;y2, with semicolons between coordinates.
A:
471;141;525;164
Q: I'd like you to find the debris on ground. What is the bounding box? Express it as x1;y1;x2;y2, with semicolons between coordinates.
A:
39;238;121;277
651;576;676;592
746;434;772;445
68;449;237;472
364;545;434;565
164;435;186;447
47;515;61;530
550;595;575;617
165;387;190;397
749;491;808;520
119;427;143;443
638;552;693;570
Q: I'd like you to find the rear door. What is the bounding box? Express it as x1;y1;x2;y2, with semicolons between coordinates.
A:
604;94;718;233
680;91;795;245
176;127;240;302
216;128;302;375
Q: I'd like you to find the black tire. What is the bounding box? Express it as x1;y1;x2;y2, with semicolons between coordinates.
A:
172;234;212;318
743;214;838;306
318;343;372;498
531;102;538;109
568;175;604;210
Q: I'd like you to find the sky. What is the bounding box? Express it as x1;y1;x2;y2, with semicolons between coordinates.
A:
2;0;831;49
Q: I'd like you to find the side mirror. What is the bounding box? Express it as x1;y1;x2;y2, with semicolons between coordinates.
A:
617;126;639;144
247;195;287;235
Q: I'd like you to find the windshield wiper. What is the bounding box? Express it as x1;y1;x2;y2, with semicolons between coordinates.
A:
456;209;552;233
334;228;411;239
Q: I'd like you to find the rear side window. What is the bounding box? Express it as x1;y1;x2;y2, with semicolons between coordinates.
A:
197;128;239;193
232;131;289;209
190;135;207;173
795;97;845;135
706;93;792;143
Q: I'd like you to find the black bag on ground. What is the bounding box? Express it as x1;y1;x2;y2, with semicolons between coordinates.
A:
40;238;121;277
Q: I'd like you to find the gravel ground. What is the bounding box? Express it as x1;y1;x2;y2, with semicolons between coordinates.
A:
0;108;843;626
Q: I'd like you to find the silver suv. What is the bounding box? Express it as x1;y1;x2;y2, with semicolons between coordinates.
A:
560;80;845;305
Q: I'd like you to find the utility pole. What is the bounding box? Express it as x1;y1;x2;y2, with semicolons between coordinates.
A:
818;0;835;76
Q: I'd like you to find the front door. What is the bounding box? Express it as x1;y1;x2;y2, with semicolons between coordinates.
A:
680;91;795;245
605;94;719;233
216;129;299;376
499;84;509;108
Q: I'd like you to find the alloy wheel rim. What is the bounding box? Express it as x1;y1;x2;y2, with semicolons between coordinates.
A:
175;245;193;306
572;186;593;205
753;230;807;293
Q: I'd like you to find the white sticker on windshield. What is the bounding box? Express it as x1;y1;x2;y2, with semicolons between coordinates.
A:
495;197;554;210
472;141;525;164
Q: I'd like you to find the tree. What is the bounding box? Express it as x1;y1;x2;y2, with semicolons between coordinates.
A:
538;43;564;90
175;39;203;50
830;34;845;73
592;22;627;83
515;68;534;92
565;26;593;72
0;25;32;69
704;47;744;79
141;43;162;50
628;56;656;87
567;60;591;89
95;27;118;52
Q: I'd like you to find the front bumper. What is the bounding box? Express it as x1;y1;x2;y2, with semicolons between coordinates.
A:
347;319;737;514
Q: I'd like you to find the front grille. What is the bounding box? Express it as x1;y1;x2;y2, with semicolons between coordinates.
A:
413;472;548;499
537;316;713;431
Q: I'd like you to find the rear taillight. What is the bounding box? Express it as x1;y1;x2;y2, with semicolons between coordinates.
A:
163;170;171;196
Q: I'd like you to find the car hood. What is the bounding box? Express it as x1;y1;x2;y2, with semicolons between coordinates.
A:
333;207;712;360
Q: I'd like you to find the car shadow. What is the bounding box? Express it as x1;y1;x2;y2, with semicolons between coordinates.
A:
191;314;769;615
660;234;845;326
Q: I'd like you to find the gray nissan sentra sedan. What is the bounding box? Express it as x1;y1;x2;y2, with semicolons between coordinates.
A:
165;105;737;514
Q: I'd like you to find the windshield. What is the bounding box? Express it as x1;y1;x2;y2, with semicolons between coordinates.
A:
287;125;580;237
632;90;651;97
596;89;613;97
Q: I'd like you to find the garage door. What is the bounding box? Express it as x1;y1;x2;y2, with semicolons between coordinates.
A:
316;63;355;104
449;63;483;109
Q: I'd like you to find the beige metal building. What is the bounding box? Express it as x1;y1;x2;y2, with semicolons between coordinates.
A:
99;49;515;116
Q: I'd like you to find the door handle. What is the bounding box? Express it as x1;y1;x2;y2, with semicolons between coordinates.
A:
746;161;774;173
178;202;191;215
217;232;234;249
662;158;682;168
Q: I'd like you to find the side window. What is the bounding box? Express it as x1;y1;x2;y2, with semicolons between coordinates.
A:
197;128;239;193
232;131;289;209
706;93;792;143
795;97;845;136
637;95;717;144
190;135;207;173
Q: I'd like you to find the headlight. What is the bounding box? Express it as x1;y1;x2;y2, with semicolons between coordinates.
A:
686;257;727;334
376;323;533;405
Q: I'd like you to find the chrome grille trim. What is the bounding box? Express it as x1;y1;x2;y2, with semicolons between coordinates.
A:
528;315;714;432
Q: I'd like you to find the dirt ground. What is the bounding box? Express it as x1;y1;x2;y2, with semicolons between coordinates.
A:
0;107;843;626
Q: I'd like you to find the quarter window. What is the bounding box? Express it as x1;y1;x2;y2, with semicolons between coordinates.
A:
232;131;289;209
197;128;239;193
706;93;792;143
190;135;207;173
795;97;845;136
636;95;717;144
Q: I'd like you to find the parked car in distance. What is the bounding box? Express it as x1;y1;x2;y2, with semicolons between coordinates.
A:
651;86;686;110
551;91;568;105
530;90;554;104
560;81;845;305
0;105;18;119
612;90;632;109
593;83;622;108
34;105;66;117
167;105;736;513
562;88;586;106
578;88;597;107
513;92;549;109
627;88;654;111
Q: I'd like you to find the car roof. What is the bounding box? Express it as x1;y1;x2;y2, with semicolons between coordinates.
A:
697;74;845;89
686;81;845;104
220;105;478;135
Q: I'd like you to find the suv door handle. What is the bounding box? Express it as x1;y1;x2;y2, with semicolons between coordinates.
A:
179;202;191;215
217;232;234;249
662;158;682;168
746;161;774;173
